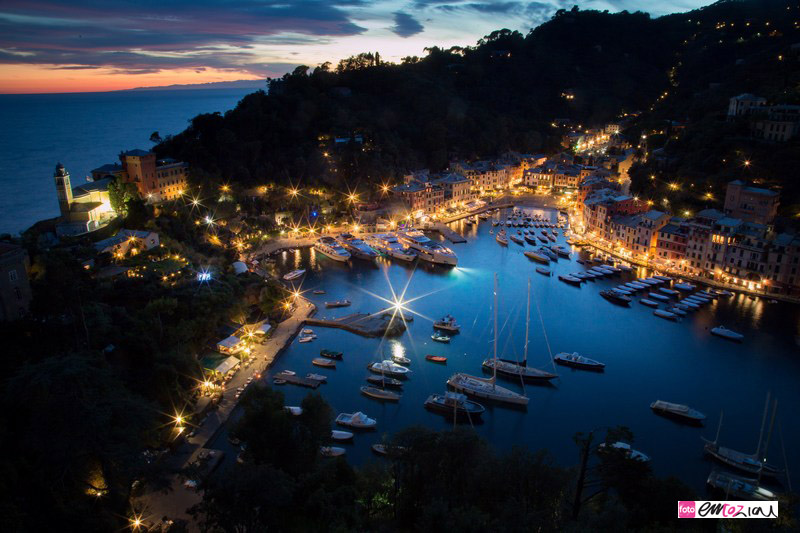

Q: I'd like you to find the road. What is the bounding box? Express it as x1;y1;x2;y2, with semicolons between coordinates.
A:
133;298;316;530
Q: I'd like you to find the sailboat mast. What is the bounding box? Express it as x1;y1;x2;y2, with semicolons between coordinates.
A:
755;391;771;458
714;410;724;443
493;272;498;387
759;398;779;484
523;278;530;367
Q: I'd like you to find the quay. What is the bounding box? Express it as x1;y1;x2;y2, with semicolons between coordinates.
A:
305;312;407;337
428;222;466;243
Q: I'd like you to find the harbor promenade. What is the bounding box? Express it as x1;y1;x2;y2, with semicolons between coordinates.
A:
134;298;316;530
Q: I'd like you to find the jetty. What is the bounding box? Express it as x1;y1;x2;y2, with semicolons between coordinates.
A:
429;222;466;243
274;371;322;388
305;312;407;337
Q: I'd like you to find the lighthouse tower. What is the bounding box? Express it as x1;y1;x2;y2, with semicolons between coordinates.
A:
54;162;73;218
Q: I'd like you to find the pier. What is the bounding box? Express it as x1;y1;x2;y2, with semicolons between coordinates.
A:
428;222;466;243
305;312;407;337
273;371;322;388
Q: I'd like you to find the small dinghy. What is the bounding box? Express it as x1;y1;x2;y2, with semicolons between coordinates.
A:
431;332;451;343
320;446;346;457
312;358;336;368
371;443;407;456
653;309;678;321
366;375;403;388
536;266;551;276
648;293;670;302
331;430;353;441
320;349;343;360
674;282;696;291
306;373;327;382
360;385;401;401
325;300;352;308
559;274;582;286
640;298;659;308
425;355;447;363
598;441;651;462
650;400;705;424
284;406;303;416
392;354;411;365
710;326;744;342
336;411;377;429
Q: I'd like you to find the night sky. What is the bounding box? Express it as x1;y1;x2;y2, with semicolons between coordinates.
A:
0;1;710;93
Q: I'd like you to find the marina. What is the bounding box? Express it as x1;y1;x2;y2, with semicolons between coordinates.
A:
243;207;800;494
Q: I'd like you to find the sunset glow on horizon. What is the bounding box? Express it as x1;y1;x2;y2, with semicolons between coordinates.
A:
0;0;710;94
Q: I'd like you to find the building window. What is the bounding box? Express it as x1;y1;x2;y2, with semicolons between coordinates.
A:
9;269;17;282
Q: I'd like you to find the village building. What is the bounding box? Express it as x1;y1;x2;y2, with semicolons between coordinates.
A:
0;243;32;321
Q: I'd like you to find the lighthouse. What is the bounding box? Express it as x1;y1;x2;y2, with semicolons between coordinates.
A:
54;162;73;217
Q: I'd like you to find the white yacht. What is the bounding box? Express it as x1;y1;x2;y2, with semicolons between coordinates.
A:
365;233;417;261
314;237;351;262
337;232;378;260
398;230;458;266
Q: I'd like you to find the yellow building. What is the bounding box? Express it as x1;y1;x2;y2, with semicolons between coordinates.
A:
54;163;117;236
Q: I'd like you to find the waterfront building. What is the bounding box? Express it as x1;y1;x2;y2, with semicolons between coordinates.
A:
723;180;779;225
53;163;117;236
727;93;767;117
94;229;160;257
392;180;445;215
90;150;189;203
432;173;475;208
656;221;689;262
0;243;32;321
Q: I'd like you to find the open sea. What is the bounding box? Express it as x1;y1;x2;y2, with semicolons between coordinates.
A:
209;211;800;494
0;88;255;235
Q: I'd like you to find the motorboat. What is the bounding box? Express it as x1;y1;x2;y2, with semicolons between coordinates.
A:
554;352;605;371
524;234;538;245
653;275;672;281
679;300;699;309
425;392;485;418
433;315;460;332
650;400;705;424
648;293;670;302
538;247;558;261
337;232;378;260
638;278;658;285
425;355;447;363
365;233;417;261
536;267;551;276
612;287;633;295
367;360;412;377
392;354;411;365
559;274;582;286
298;336;315;343
312;358;336;368
618;264;633;272
302;328;314;335
624;283;642;291
398;230;458;266
524;251;550;264
313;290;326;294
640;298;659;308
320;349;343;360
331;430;353;441
653;309;678;321
284;406;303;416
320;446;346;457
283;269;306;281
600;290;631;305
366;375;403;388
658;288;678;296
496;230;509;245
510;234;525;245
711;326;744;342
314;237;351;262
431;332;451;343
306;373;327;382
674;282;696;291
629;281;649;289
336;411;377;429
324;300;351;308
706;471;778;501
360;385;401;402
371;443;407;456
598;441;651;462
668;307;687;316
551;245;571;258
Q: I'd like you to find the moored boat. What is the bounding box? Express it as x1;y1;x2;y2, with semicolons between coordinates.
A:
431;332;451;343
674;282;696;291
312;358;336;368
524;251;550;264
360;385;401;402
598;441;651;462
283;269;306;281
710;326;744;342
314;237;351;262
366;375;403;388
559;274;582;286
425;392;485;418
653;309;678;321
650;400;705;424
398;230;458;266
336;411;377;429
554;352;605;371
368;360;412;377
320;446;346;457
331;430;353;441
536;266;551;276
706;470;778;501
325;299;352;308
433;315;460;332
600;289;631;306
425;355;447;363
320;349;343;360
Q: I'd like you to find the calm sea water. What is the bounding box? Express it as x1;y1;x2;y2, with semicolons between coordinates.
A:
210;208;800;493
0;88;255;235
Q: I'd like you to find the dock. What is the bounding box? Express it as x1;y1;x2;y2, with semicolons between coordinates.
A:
429;222;466;243
305;312;407;337
274;371;322;388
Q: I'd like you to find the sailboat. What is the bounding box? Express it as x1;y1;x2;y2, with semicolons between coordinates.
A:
482;278;557;382
447;274;530;406
702;394;783;479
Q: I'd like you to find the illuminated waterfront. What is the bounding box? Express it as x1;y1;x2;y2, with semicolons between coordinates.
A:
211;207;800;492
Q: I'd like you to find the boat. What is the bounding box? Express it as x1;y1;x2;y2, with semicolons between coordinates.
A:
313;290;326;294
496;230;509;245
510;234;525;245
337;232;379;260
618;264;633;272
715;289;734;297
306;373;327;382
600;290;631;306
367;360;412;377
707;470;778;501
302;328;314;335
336;411;377;429
365;233;418;261
648;293;670;302
554;352;605;371
398;230;458;266
425;392;485;418
638;278;658;285
629;281;648;289
559;274;582;286
702;396;782;479
331;430;354;441
392;354;411;365
650;400;705;424
425;355;447;363
366;375;403;388
536;267;551;276
551;245;571;258
653;275;672;281
314;237;351;262
524;234;538;245
284;406;303;416
524;251;550;264
320;349;343;360
298;336;315;343
320;446;346;457
431;332;451;343
312;358;336;368
448;274;530;406
653;309;678;321
674;282;696;291
433;315;460;332
680;301;699;309
598;441;651;462
538;247;557;261
612;287;632;295
658;288;678;296
283;269;306;281
360;385;401;402
668;307;687;317
371;443;407;456
273;378;286;385
710;326;744;342
324;300;351;308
